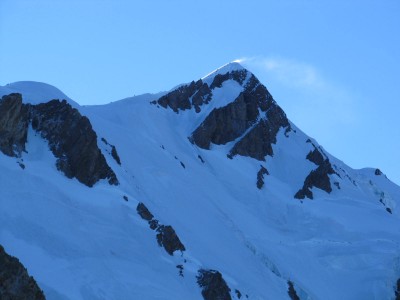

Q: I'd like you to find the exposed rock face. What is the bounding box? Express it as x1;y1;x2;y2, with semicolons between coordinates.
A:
190;72;290;161
156;68;290;162
156;70;250;114
209;69;247;89
0;93;118;187
157;80;211;113
256;165;269;189
0;245;45;300
156;225;186;255
110;146;121;165
295;146;336;200
375;168;382;176
136;202;154;221
395;278;400;300
306;148;324;166
136;202;185;255
229;103;289;161
0;93;29;157
196;269;232;300
191;92;259;149
31;100;118;187
101;137;121;165
287;281;300;300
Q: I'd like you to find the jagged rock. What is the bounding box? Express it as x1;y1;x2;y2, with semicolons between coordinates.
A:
306;148;324;166
0;245;45;300
191;72;289;163
176;264;184;277
111;146;121;165
235;289;242;299
190;92;260;149
287;281;300;300
229;105;289;161
136;203;185;255
295;161;335;200
149;219;159;230
0;94;118;187
156;225;186;255
136;202;154;221
102;138;121;165
192;83;212;113
0;93;30;157
209;70;247;89
256;165;269;189
157;80;211;113
295;144;336;200
395;278;400;300
196;269;232;300
375;168;382;176
31;100;118;187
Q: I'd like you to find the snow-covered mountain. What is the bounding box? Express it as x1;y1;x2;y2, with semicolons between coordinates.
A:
1;62;399;300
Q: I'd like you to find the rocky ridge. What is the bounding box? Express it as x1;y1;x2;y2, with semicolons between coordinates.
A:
0;245;45;300
0;93;118;187
295;141;337;199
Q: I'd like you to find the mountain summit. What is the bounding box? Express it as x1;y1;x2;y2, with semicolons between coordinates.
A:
0;63;399;300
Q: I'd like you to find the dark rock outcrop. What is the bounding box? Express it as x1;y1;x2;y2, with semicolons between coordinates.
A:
157;68;290;162
192;83;213;113
176;264;184;277
228;117;275;160
101;137;121;165
190;73;290;162
395;278;400;300
136;202;185;256
0;93;118;187
31;100;118;187
136;202;154;221
196;269;232;300
306;148;324;166
111;146;121;165
229;103;289;161
209;69;247;89
256;165;269;189
157;80;211;113
294;162;335;200
190;91;260;149
0;93;29;157
375;168;382;176
295;146;336;200
156;225;186;255
0;245;45;300
287;281;300;300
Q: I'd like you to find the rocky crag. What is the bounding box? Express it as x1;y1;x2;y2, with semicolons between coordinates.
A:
0;93;118;187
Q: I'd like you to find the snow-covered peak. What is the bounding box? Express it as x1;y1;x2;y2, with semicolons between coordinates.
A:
202;61;248;84
0;81;79;107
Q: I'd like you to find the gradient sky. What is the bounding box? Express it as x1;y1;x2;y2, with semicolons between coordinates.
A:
1;0;399;185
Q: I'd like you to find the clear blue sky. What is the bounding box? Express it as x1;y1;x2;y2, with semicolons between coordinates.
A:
1;0;399;185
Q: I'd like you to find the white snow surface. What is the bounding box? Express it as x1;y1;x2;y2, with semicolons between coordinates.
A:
1;64;400;300
0;81;79;107
201;61;245;83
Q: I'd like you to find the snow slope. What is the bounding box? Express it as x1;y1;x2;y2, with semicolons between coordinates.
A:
1;63;400;300
0;81;79;107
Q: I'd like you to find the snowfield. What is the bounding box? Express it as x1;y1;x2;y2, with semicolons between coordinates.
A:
1;63;399;300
